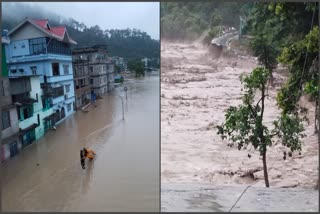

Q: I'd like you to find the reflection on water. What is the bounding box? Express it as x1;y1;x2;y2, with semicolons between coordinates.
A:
81;159;94;194
2;75;159;212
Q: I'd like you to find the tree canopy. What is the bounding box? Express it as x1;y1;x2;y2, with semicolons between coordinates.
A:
161;2;244;40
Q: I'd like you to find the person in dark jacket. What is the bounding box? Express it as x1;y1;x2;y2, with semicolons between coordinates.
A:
80;149;85;169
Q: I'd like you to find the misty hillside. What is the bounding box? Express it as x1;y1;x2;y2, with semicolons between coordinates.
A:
2;3;160;60
161;1;247;40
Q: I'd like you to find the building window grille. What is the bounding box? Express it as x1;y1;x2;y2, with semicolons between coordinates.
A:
29;37;47;55
65;84;70;93
2;111;11;130
63;64;69;75
52;63;60;76
30;66;37;75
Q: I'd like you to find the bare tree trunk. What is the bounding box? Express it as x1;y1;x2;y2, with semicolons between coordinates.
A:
262;149;270;187
260;83;269;187
315;100;318;133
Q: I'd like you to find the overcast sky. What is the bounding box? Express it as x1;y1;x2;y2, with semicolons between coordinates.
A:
6;2;160;40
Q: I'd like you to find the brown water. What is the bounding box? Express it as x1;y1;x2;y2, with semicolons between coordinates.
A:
1;74;160;212
161;41;318;188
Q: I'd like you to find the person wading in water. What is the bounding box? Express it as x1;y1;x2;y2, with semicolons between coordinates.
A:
83;147;96;160
80;149;85;169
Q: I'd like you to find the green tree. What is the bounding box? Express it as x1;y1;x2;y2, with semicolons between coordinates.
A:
277;26;319;132
217;67;306;187
250;34;278;85
128;59;145;77
210;14;222;28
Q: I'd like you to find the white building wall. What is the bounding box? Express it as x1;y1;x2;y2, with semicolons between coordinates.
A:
1;108;19;139
10;23;47;41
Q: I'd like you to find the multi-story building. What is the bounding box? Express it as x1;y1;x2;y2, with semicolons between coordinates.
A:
72;45;115;97
10;76;48;145
72;57;91;110
5;18;76;128
1;37;21;161
112;56;127;72
107;57;115;92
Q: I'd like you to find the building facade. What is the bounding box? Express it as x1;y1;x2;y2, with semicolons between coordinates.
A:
107;58;115;92
72;58;91;110
1;37;22;161
112;56;127;72
72;45;115;97
5;18;76;130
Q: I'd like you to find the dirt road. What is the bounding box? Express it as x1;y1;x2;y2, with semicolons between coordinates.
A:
161;41;318;188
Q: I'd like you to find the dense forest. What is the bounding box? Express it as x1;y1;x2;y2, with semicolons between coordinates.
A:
2;3;160;60
161;1;246;40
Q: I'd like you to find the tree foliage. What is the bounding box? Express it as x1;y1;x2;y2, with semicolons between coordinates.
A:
161;2;244;40
128;60;145;77
217;67;306;187
245;2;319;131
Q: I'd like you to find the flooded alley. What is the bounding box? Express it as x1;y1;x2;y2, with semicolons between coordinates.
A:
1;74;160;212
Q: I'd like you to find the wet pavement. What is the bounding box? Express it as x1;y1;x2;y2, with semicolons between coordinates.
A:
162;183;319;212
1;74;159;212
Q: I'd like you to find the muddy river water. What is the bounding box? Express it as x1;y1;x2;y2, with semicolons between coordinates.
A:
1;74;160;212
161;41;318;188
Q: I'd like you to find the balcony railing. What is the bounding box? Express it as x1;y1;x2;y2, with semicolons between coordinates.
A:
45;75;73;83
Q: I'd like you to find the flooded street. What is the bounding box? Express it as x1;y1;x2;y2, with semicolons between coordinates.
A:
1;74;159;212
161;41;318;188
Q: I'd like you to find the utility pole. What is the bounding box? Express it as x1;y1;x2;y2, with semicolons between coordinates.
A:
124;86;128;100
117;95;124;120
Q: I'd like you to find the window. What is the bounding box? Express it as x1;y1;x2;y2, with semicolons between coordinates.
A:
52;86;64;98
80;79;84;87
52;63;60;76
18;69;24;73
79;67;83;76
90;67;93;73
2;111;10;130
23;108;29;119
90;79;93;85
30;66;37;75
63;64;69;75
1;80;4;96
47;39;71;55
29;37;47;55
104;77;107;82
11;69;17;73
67;103;72;112
65;84;70;93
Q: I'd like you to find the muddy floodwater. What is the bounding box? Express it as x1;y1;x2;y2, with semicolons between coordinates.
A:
161;41;318;188
1;74;159;212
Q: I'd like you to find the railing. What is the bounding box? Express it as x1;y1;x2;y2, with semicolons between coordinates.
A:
45;75;73;83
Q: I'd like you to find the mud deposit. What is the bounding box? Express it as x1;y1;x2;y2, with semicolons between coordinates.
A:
161;41;318;188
